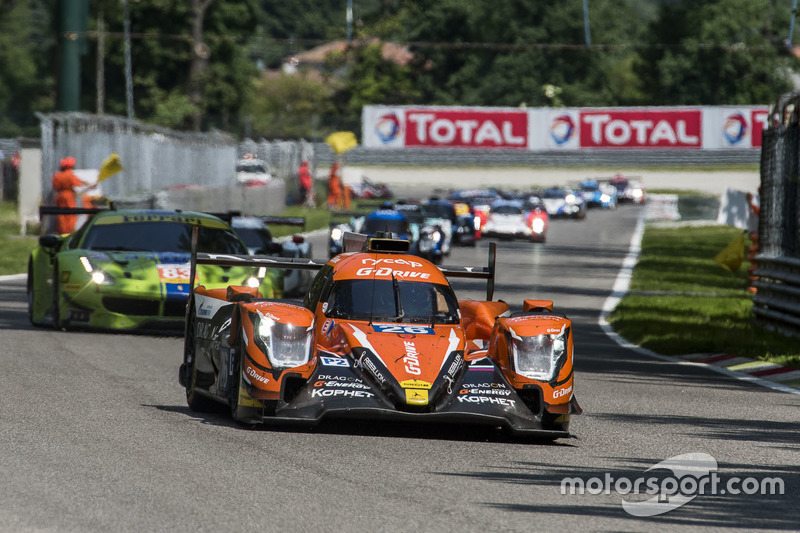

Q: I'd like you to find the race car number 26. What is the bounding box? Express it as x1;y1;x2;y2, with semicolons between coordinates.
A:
158;264;191;283
372;324;434;335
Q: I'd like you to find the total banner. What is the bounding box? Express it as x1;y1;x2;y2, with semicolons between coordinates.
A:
362;105;769;150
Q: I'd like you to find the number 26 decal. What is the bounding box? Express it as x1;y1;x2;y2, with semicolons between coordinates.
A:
372;324;434;335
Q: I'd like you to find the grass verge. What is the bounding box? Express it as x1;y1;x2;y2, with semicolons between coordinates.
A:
0;201;37;276
607;224;800;369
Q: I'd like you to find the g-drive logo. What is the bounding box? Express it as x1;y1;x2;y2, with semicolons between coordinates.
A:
560;453;784;517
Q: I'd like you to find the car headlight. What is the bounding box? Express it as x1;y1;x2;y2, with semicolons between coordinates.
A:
531;218;545;233
253;312;312;369
418;234;435;252
330;227;343;242
565;194;575;203
600;194;611;203
473;217;481;230
81;256;115;285
244;266;267;289
510;328;567;381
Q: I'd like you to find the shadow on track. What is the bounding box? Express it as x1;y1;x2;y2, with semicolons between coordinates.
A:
149;403;577;447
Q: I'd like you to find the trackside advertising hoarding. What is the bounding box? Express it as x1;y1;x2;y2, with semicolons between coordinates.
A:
362;105;769;150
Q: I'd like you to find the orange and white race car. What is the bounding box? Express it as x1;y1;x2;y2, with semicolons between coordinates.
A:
178;231;581;439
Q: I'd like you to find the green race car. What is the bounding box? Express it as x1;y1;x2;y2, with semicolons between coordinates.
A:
28;208;282;332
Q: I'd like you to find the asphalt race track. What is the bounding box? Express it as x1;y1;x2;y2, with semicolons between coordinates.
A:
1;204;797;532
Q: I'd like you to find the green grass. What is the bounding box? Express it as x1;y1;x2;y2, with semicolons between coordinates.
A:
608;224;800;368
0;201;37;276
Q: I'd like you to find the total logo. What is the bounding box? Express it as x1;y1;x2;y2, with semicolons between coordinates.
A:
723;113;748;145
550;114;576;145
375;112;402;143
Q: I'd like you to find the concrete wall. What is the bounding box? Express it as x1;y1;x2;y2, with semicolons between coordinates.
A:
18;148;42;235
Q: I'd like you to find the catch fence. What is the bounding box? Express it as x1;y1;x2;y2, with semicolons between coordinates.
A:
37;113;314;207
754;91;800;336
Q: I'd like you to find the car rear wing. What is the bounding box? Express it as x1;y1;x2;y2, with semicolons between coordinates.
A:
185;225;326;335
439;242;496;301
39;205;114;217
342;230;497;301
330;210;369;220
209;211;306;230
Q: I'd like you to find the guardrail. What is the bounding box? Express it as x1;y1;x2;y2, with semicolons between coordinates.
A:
751;254;800;335
756;90;800;337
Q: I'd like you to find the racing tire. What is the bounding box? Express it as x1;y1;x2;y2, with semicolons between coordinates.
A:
184;307;216;412
51;261;67;331
541;412;570;434
27;260;44;327
229;338;274;425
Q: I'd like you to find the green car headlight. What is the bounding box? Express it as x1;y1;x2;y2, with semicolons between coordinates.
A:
244;267;267;289
80;256;115;285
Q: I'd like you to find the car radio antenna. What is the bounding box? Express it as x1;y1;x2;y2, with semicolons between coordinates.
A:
185;225;199;340
368;255;377;327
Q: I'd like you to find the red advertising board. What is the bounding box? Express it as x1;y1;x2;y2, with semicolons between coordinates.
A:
404;109;528;149
751;109;769;148
579;110;702;149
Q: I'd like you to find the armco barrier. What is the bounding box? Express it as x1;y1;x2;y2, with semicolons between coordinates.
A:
754;90;800;337
752;255;800;333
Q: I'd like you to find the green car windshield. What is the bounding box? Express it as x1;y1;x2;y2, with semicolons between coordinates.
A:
80;221;247;254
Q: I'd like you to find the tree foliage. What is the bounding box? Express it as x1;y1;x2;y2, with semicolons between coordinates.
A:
0;0;796;139
0;0;56;137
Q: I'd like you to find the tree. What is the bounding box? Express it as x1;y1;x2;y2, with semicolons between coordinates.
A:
399;0;649;107
87;0;258;132
329;42;420;118
0;0;56;137
638;0;793;105
247;73;334;139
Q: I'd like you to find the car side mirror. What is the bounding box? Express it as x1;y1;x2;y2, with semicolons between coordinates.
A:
39;234;64;249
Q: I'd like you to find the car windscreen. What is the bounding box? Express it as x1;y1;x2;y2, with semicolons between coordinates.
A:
236;164;268;174
395;209;425;224
81;221;247;254
325;279;460;324
363;217;408;235
423;203;455;220
491;205;523;215
542;190;566;199
234;227;273;249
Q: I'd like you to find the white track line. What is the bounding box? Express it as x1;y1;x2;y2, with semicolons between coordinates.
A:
597;210;800;396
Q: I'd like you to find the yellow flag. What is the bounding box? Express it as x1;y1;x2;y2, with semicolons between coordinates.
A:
714;233;745;272
97;152;124;182
325;131;358;155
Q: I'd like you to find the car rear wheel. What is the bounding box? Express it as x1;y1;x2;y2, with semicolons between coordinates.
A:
52;261;66;330
229;339;258;425
27;260;42;327
230;335;275;425
185;307;216;412
542;412;569;433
